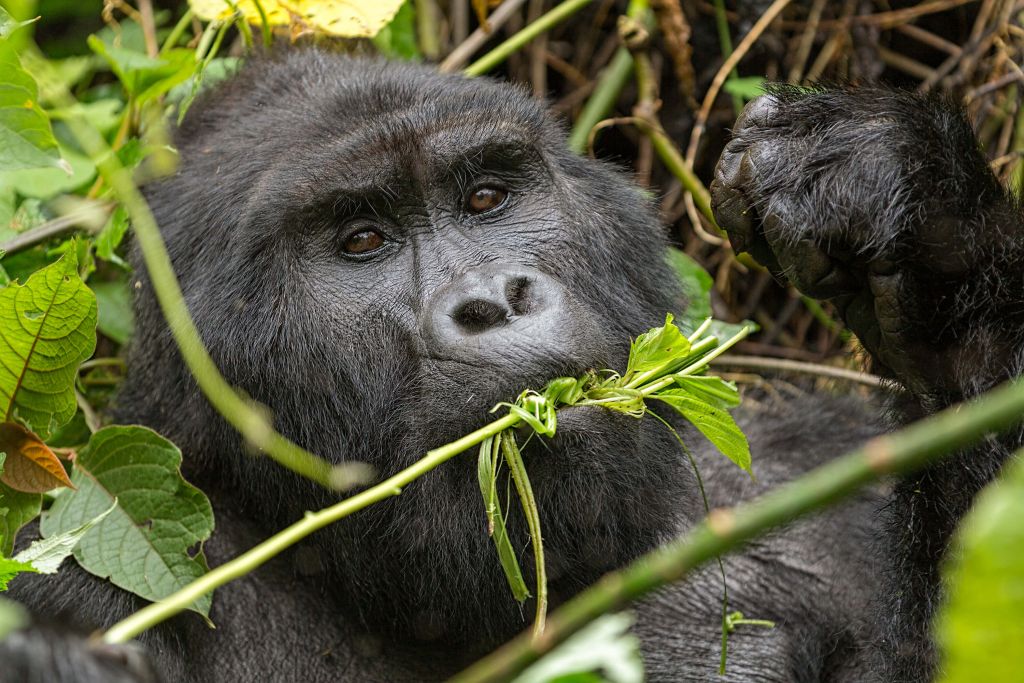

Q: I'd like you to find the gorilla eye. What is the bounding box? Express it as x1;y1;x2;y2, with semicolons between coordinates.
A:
342;229;385;255
466;186;508;214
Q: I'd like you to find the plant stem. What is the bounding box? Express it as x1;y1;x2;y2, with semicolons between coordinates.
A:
567;0;649;153
638;325;752;396
450;376;1024;683
501;432;547;639
55;87;348;491
103;412;522;645
463;0;595;77
712;0;744;115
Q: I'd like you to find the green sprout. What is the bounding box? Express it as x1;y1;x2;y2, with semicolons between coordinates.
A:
478;314;753;638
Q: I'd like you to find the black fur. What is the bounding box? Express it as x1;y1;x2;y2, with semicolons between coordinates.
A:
2;53;1020;683
712;85;1024;680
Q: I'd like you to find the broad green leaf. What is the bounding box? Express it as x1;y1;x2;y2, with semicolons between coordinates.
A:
40;426;215;616
0;596;26;640
653;389;751;474
0;143;95;199
672;376;741;409
373;1;420;60
667;249;756;339
91;279;135;345
0;250;97;438
627;314;691;375
0;422;74;493
937;454;1024;683
478;436;529;603
0;484;40;558
723;76;766;101
14;499;115;573
0;7;38;40
667;249;712;333
0;555;35;591
513;613;643;683
94;205;130;267
0;448;43;558
189;0;406;38
0;51;68;172
88;36;196;104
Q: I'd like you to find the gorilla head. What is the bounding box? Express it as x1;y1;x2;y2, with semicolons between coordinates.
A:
120;50;698;648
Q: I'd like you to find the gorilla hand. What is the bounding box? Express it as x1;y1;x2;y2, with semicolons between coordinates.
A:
711;86;1024;400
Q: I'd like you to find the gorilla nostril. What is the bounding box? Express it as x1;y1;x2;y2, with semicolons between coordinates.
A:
452;299;510;333
505;276;532;316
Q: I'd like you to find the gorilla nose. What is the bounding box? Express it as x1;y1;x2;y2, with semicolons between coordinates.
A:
423;265;582;362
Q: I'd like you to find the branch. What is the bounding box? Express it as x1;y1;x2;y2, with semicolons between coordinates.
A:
450;376;1024;682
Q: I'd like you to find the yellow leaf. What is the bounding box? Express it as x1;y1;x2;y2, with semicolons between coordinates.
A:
188;0;406;38
0;422;75;494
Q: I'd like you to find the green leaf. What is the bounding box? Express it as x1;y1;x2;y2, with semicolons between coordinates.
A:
653;389;752;474
672;376;741;409
0;485;40;558
0;7;39;40
478;436;530;603
40;426;215;616
14;499;116;573
0;596;26;641
513;613;644;683
373;0;421;60
936;455;1024;683
667;249;712;333
0;250;98;438
0;51;68;172
0;555;36;591
91;278;135;345
0;448;43;557
88;36;196;104
94;205;130;267
0;143;95;199
723;76;766;101
627;314;691;375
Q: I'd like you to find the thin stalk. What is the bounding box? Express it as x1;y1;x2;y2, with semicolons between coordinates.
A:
712;0;744;115
463;0;595;77
624;335;719;390
645;120;717;229
501;432;547;638
159;9;194;54
451;376;1024;683
567;0;649;153
636;326;751;395
103;412;521;644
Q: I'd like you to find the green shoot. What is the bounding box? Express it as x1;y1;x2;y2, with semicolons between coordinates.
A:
477;314;753;639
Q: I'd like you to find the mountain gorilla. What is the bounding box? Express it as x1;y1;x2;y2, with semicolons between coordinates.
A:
3;50;1022;682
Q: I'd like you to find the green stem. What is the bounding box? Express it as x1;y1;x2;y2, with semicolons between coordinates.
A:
567;0;649;153
638;325;752;396
501;432;547;639
712;0;744;115
463;0;595;77
645;121;718;230
624;335;719;390
103;412;521;644
56;90;347;490
450;376;1024;683
159;9;194;55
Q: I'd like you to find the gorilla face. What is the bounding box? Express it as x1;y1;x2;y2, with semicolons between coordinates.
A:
126;51;698;646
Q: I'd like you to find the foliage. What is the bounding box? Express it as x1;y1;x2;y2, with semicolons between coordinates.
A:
0;251;96;439
3;3;1022;683
40;427;215;616
188;0;406;38
937;453;1024;682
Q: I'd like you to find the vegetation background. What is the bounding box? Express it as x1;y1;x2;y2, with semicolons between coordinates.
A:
1;0;1023;681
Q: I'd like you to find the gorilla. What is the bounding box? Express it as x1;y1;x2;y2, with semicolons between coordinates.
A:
3;50;1021;683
